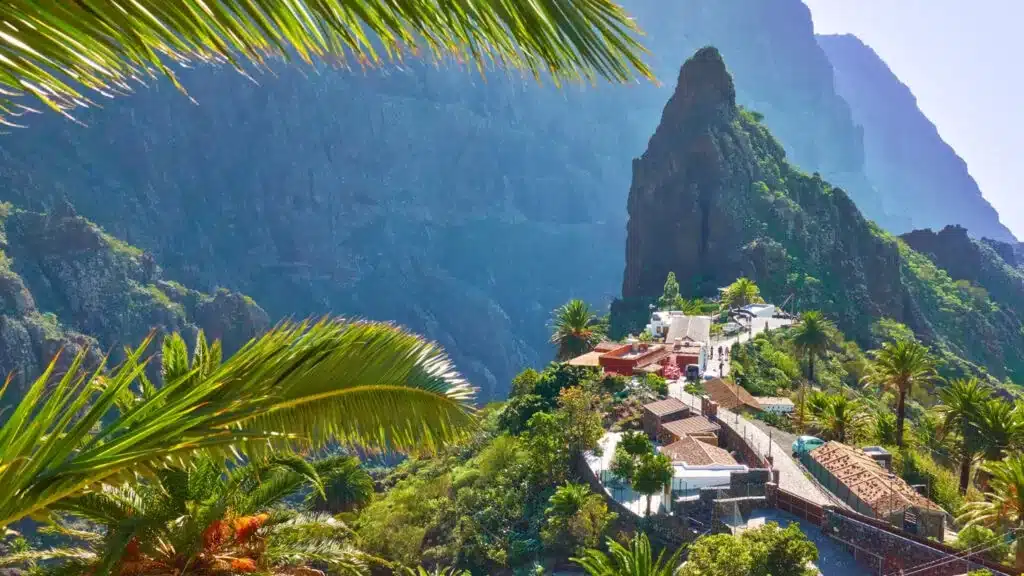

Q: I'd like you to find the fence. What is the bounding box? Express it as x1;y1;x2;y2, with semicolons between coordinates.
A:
773;488;824;526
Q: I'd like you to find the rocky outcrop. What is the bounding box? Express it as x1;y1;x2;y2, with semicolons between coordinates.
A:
818;34;1015;242
0;0;1006;398
621;48;1024;381
0;204;268;393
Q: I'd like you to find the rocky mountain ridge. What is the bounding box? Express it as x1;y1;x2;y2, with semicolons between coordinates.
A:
0;0;1012;398
817;34;1015;242
620;47;1024;382
0;202;269;393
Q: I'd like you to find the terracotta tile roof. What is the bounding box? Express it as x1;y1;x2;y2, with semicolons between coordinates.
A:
643;398;689;418
595;341;620;352
809;442;935;517
660;415;720;438
661;436;737;466
567;351;603;367
704;378;762;411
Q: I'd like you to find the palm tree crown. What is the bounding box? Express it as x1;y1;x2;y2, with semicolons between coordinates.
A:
0;0;653;125
958;454;1024;572
572;532;683;576
811;395;866;444
790;311;835;384
2;455;372;575
0;320;475;529
861;338;937;447
721;277;764;310
937;378;993;495
550;299;607;360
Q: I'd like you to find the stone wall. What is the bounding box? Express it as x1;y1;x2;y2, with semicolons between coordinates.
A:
715;412;767;467
823;509;1012;576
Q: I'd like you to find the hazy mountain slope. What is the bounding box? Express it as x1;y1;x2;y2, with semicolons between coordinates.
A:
0;0;944;398
0;202;268;394
817;34;1015;242
620;48;1024;382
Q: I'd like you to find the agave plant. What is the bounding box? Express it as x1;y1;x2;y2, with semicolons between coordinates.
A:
1;455;372;575
0;319;475;529
0;0;653;125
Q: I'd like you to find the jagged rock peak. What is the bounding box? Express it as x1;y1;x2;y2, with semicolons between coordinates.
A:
665;47;737;126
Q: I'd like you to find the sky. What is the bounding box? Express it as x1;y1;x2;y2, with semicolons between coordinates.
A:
802;0;1023;239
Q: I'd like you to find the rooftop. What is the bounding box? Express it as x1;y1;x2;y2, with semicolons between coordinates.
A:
661;436;737;466
665;315;711;344
704;378;763;412
809;442;935;517
660;415;720;438
643;397;690;418
567;351;603;367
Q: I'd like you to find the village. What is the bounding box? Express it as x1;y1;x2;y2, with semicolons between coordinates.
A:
565;299;1008;576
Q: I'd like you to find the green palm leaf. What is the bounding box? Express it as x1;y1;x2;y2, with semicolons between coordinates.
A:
0;318;475;528
0;0;653;125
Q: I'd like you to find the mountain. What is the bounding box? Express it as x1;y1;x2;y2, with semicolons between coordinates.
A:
817;34;1015;243
619;47;1024;382
0;0;995;398
0;201;268;394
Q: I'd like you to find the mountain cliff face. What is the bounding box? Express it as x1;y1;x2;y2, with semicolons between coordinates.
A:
817;34;1015;242
0;0;999;398
621;48;1024;382
0;202;268;393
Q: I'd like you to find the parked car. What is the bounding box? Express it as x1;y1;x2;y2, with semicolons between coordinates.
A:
685;364;700;381
791;435;825;457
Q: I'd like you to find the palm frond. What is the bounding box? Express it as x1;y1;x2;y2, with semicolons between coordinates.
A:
0;318;474;528
0;547;97;567
264;512;367;575
0;0;653;125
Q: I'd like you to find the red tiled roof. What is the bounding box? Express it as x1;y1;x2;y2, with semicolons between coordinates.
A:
643;398;689;418
704;378;762;412
661;436;737;466
660;416;720;438
809;442;935;517
567;351;603;367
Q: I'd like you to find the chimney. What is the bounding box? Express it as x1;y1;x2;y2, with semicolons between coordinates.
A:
701;396;719;420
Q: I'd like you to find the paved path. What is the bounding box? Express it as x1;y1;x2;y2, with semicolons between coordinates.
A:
668;383;831;506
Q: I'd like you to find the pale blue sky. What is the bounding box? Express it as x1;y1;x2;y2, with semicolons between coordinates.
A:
803;0;1023;239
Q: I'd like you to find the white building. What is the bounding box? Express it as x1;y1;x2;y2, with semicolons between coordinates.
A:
757;397;795;414
740;303;776;318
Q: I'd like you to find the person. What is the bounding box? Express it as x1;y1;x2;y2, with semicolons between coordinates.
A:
718;345;723;357
719;361;724;375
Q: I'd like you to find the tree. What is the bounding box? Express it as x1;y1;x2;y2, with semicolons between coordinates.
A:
541;483;617;554
680;523;817;576
572;532;684;576
0;321;474;529
811;395;867;444
632;453;673;517
790;311;835;426
511;368;542;397
619;431;654;456
937;378;993;494
0;0;653;126
721;277;765;310
658;272;686;311
310;454;376;514
952;525;1011;565
682;533;753;576
958;454;1024;572
861;338;937;447
3;455;369;574
557;386;605;460
974;399;1024;462
550;299;607;360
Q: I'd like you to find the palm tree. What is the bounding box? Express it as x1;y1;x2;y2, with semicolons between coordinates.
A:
811;395;866;444
404;568;470;576
572;532;684;576
2;455;371;575
861;339;937;447
958;454;1024;572
546;482;592;517
790;311;835;427
550;299;607;360
0;1;653;125
937;378;993;494
309;452;376;514
0;320;474;529
720;277;764;310
974;400;1024;462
